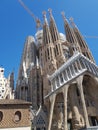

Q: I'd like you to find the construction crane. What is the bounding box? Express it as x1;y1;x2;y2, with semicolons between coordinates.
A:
18;0;98;39
84;35;98;39
18;0;42;29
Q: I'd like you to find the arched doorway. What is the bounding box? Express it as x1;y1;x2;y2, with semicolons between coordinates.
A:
82;75;98;126
68;83;85;130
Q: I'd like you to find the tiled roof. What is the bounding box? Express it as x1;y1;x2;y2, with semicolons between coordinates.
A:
0;99;32;105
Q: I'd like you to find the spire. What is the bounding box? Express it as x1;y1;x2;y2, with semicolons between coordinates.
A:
62;12;81;53
62;11;73;43
61;11;69;25
69;17;79;30
43;11;48;25
48;8;54;22
69;17;75;26
48;8;60;42
70;18;95;62
42;11;52;44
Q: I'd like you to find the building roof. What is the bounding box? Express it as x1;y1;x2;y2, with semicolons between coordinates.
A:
0;99;32;105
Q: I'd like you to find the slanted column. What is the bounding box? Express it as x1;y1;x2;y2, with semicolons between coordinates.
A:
68;66;73;78
93;65;98;76
65;70;69;80
52;78;57;91
56;76;60;87
69;84;81;129
89;63;95;74
77;76;90;128
63;85;69;130
55;79;58;89
48;94;56;130
85;61;92;72
62;73;65;82
75;61;79;72
81;58;87;69
87;62;92;72
72;64;76;76
58;75;61;86
77;59;82;70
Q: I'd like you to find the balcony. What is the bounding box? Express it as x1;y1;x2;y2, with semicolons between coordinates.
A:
45;52;98;99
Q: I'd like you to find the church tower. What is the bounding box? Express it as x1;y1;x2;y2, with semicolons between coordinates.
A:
28;57;43;110
70;18;95;63
49;9;65;67
42;11;57;75
16;36;37;101
62;12;81;56
41;11;57;96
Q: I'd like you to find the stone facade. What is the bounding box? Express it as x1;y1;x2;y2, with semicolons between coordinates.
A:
16;10;98;130
28;65;43;110
0;99;31;129
16;36;37;101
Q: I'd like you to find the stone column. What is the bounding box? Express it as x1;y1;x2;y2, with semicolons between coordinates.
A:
56;102;64;130
63;86;69;130
48;94;56;130
77;76;90;128
69;84;81;129
51;81;54;91
77;59;82;70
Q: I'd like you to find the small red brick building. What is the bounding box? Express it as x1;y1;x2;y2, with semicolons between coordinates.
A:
0;99;32;130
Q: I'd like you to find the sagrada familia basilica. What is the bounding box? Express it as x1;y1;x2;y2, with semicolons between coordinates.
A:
15;9;98;130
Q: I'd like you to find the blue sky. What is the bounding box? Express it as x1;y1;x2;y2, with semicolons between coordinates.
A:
0;0;98;80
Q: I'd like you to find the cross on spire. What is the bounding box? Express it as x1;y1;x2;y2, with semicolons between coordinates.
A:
48;8;52;15
42;11;48;25
36;18;41;29
42;11;47;18
61;11;69;25
61;11;66;20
